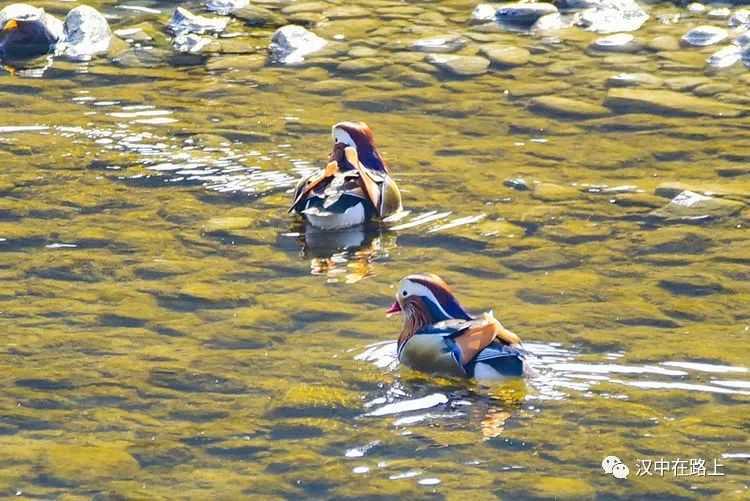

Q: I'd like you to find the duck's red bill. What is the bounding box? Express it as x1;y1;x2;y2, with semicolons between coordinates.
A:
385;302;402;316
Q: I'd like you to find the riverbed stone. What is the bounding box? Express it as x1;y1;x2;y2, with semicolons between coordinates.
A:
325;6;368;19
269;25;326;64
663;76;711;91
729;9;750;27
681;25;728;47
647;35;680;52
471;3;497;24
425;54;490;76
479;44;530;66
692;82;732;97
57;5;111;61
589;33;642;53
508;81;572;97
706;7;731;20
411;34;466;53
232;5;286;27
604;88;745;117
571;0;649;33
205;0;249;15
706;45;741;69
533;12;567;32
531;182;581;201
207;54;265;70
529;96;611;118
648;190;744;221
496;2;559;27
168;7;228;35
605;72;662;88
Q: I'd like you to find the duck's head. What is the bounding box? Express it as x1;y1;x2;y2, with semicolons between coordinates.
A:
0;4;61;59
387;273;472;326
331;121;388;173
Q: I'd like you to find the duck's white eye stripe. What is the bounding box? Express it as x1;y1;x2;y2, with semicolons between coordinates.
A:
402;281;451;319
333;127;356;148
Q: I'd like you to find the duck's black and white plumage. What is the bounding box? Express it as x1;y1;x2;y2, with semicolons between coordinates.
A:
0;4;62;59
289;122;402;230
0;3;111;62
387;274;527;380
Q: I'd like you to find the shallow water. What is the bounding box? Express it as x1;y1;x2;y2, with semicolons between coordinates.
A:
1;0;750;498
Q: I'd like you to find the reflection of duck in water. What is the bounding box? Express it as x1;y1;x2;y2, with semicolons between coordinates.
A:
387;274;527;379
0;4;62;59
298;226;396;283
289;121;402;230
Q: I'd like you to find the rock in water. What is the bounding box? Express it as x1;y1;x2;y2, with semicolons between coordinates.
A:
425;54;490;76
528;96;610;118
589;33;641;52
205;0;249;16
649;191;744;221
470;3;498;24
605;88;744;117
496;2;559;27
411;35;466;53
706;45;741;69
569;0;648;33
173;33;213;53
479;44;530;66
680;25;727;47
729;9;750;28
168;7;228;35
56;5;111;61
533;12;566;32
269;25;326;64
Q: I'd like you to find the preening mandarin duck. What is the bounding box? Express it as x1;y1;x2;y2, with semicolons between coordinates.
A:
289;121;402;230
0;4;62;59
387;274;527;379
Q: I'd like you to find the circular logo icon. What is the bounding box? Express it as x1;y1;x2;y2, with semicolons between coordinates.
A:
602;456;621;474
612;462;630;479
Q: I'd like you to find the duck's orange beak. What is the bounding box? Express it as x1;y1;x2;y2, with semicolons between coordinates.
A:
3;20;18;32
385;301;401;317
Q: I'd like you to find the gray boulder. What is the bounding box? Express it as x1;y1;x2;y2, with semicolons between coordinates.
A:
56;5;111;61
269;25;327;64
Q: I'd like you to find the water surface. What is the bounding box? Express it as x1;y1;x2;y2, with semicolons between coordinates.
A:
1;0;749;498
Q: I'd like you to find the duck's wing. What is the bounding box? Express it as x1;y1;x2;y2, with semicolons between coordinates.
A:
450;313;522;366
466;342;526;378
288;161;340;214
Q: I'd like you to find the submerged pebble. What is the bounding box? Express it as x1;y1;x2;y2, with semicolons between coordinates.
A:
205;0;249;16
589;33;642;53
605;88;743;117
479;44;530;66
470;3;498;25
681;25;728;47
411;34;466;53
706;45;741;69
425;54;490;76
496;2;559;27
168;7;229;35
572;0;649;33
649;190;744;221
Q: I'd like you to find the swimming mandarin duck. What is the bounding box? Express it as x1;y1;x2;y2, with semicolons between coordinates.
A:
289;121;402;230
0;4;62;59
387;274;527;379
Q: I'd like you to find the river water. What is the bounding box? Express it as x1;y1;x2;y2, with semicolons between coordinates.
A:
1;0;749;498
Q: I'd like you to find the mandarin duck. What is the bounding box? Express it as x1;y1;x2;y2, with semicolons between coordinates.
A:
289;121;402;230
386;274;527;379
0;4;62;59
